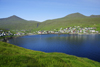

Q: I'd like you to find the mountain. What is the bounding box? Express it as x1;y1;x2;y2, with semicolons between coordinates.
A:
90;15;100;18
0;15;25;21
0;13;100;31
0;15;39;30
36;13;100;31
0;41;100;67
62;13;87;19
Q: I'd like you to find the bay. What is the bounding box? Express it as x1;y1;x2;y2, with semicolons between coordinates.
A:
9;34;100;62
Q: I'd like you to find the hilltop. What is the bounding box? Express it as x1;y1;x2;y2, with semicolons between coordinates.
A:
0;15;25;21
62;12;87;19
0;41;100;67
90;15;100;18
0;15;39;30
36;13;100;31
0;13;100;31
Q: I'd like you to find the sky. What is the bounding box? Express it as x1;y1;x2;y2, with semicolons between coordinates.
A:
0;0;100;22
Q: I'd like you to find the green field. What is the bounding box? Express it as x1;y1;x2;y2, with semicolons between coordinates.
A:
0;41;100;67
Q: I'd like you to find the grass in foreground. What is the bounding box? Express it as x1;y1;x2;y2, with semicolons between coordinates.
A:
0;41;100;67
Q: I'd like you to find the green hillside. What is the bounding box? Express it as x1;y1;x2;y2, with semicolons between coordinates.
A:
38;18;100;30
36;13;100;31
0;13;100;31
0;15;39;30
90;15;100;18
62;13;87;19
0;41;100;67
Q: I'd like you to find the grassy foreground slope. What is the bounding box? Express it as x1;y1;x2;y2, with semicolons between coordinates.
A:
0;41;100;67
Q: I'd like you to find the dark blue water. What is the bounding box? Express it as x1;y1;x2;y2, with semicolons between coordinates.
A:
9;34;100;62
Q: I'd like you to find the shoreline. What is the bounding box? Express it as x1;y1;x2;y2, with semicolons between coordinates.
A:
0;35;25;42
0;33;100;42
37;33;100;35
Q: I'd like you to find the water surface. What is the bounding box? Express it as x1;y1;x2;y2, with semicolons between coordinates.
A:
9;34;100;62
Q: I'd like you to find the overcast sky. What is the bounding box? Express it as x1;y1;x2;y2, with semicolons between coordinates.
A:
0;0;100;22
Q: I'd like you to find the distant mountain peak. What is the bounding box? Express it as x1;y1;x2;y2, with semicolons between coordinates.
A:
9;15;20;18
67;12;85;16
7;15;25;21
72;12;81;14
0;15;25;21
63;12;87;19
11;15;18;17
90;15;100;18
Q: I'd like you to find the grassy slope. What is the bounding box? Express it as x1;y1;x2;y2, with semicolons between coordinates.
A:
36;17;100;31
0;41;100;67
0;15;39;30
0;13;100;31
0;20;38;30
35;13;100;31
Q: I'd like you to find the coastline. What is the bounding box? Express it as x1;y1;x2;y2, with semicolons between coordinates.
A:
37;33;100;35
0;35;25;42
0;36;13;42
1;33;99;42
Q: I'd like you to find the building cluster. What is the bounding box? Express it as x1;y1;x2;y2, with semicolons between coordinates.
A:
37;26;99;34
14;32;25;36
0;26;99;37
12;30;26;36
0;30;13;37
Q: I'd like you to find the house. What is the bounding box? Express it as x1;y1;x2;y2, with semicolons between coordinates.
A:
38;31;42;34
90;30;96;33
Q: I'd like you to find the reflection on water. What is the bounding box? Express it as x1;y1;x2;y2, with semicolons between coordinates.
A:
9;34;100;62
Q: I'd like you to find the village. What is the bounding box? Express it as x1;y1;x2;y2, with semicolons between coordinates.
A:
37;26;99;34
0;26;99;37
0;30;13;37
